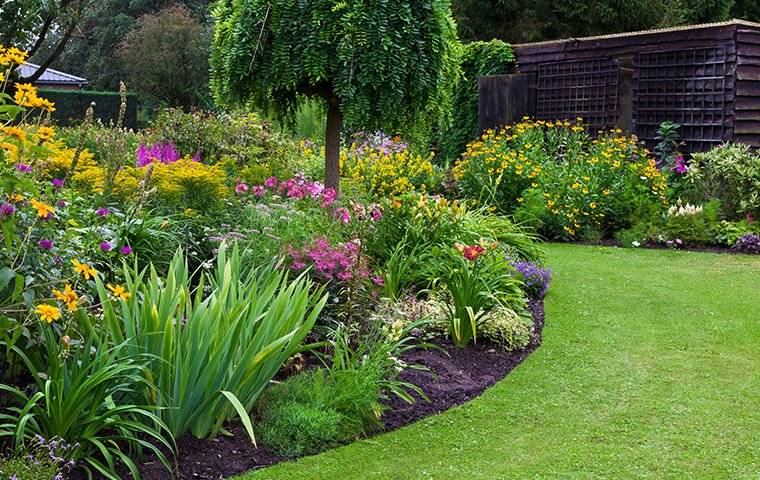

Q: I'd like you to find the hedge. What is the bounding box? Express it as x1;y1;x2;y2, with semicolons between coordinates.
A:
39;89;138;130
438;41;516;163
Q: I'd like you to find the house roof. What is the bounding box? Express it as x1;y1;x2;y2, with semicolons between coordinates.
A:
15;62;89;87
513;19;760;48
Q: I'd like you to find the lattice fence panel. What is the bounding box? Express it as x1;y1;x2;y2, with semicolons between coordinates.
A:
535;58;620;129
634;47;731;152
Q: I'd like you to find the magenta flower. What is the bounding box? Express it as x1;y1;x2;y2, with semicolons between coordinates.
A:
235;183;249;194
372;275;385;286
96;208;111;217
370;205;383;221
51;178;64;188
15;163;32;173
38;239;53;250
100;242;112;251
264;176;278;189
251;185;265;197
120;245;133;255
56;200;67;208
192;150;201;162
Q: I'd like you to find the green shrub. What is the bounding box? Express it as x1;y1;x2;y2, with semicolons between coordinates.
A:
261;397;344;457
39;88;138;129
438;41;515;163
479;306;534;351
689;143;760;219
712;220;760;246
664;202;713;245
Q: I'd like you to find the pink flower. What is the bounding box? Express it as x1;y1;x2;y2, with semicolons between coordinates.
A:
369;204;382;221
333;207;351;224
120;245;133;255
264;177;278;188
372;275;385;286
100;242;112;251
96;208;111;217
235;183;249;194
321;188;337;207
251;185;265;197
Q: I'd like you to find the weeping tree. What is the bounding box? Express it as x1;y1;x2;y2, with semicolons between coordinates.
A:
210;0;460;191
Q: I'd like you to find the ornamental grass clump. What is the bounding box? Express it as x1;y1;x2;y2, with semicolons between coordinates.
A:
96;243;327;441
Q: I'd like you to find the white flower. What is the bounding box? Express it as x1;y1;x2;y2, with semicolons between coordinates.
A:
632;241;641;247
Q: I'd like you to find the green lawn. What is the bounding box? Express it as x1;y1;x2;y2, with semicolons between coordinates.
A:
238;244;760;479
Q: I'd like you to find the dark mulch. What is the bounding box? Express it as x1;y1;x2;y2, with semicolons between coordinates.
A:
114;300;545;480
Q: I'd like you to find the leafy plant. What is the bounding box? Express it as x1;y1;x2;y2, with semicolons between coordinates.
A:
431;243;525;347
0;327;174;480
96;243;327;440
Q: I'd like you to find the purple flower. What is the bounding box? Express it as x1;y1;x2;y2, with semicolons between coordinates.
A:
251;185;265;197
0;203;15;217
235;183;249;194
333;207;351;224
192;150;201;162
38;239;53;250
733;233;760;254
264;176;278;189
51;178;64;188
511;260;551;299
372;275;385;286
96;208;111;217
15;163;32;173
120;245;133;255
100;242;112;251
56;199;67;208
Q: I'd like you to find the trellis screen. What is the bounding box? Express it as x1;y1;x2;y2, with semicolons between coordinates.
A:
634;47;732;152
535;58;620;129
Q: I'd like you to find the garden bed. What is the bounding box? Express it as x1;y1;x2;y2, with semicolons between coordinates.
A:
134;300;544;480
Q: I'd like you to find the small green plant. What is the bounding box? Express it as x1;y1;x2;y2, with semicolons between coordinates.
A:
0;327;174;479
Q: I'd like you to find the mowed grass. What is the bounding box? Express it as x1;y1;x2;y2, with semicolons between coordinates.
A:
238;244;760;479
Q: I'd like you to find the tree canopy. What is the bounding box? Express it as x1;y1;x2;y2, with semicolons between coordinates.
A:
210;0;460;190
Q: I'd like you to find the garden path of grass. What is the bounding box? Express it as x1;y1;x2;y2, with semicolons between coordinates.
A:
238;244;760;479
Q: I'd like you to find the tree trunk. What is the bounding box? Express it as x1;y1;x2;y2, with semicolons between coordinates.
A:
324;96;343;193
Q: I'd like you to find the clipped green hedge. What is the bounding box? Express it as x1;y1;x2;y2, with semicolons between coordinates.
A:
438;41;515;163
39;88;138;129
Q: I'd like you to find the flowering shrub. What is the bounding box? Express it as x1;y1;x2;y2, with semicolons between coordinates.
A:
453;119;667;239
341;132;436;198
287;237;370;284
733;233;760;254
150;157;228;212
688;143;760;220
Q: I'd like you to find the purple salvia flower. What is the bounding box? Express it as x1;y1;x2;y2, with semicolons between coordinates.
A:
38;239;53;250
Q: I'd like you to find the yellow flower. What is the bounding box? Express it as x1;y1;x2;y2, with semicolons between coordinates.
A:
36;126;55;142
53;284;79;311
29;199;55;218
107;283;131;301
35;304;61;323
590;202;597;209
1;126;26;141
72;259;97;280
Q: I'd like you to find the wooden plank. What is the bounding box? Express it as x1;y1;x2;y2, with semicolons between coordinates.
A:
733;109;760;121
734;97;760;110
733;120;760;134
478;74;535;132
733;133;760;145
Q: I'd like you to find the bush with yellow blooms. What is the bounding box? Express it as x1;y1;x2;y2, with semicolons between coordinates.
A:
453;118;667;239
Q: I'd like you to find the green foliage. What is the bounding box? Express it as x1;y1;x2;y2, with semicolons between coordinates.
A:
259;324;426;457
0;437;70;480
438;40;515;163
712;219;760;246
689;143;760;220
95;244;327;440
210;0;460;131
479;305;533;351
0;327;174;479
116;4;211;109
38;88;138;129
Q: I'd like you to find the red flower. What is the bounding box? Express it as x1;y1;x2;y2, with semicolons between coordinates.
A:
462;245;485;261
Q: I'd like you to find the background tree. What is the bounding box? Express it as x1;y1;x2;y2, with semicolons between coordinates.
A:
1;0;91;83
44;0;213;91
116;4;210;108
210;0;460;191
451;0;744;43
